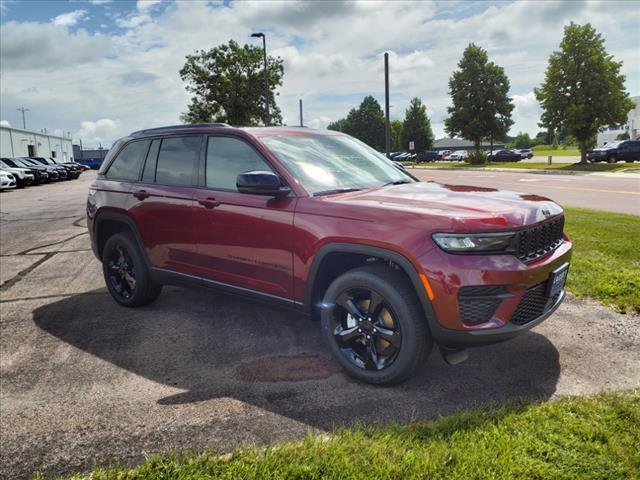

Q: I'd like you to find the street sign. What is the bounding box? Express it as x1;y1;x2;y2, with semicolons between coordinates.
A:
409;141;415;150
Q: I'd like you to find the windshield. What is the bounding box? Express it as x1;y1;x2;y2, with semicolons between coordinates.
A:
260;133;414;195
599;141;621;149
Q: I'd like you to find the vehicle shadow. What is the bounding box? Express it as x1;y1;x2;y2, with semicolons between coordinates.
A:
33;286;561;429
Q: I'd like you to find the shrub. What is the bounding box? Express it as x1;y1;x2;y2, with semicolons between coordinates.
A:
468;150;488;164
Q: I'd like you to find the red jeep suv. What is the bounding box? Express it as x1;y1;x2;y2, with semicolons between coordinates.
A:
87;124;572;385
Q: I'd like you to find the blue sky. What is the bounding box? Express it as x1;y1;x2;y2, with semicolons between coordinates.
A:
1;0;638;146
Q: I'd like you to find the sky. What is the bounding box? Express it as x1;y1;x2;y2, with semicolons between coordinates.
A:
0;0;638;148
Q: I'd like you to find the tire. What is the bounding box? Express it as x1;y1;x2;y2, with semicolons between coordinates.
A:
102;232;162;307
607;154;617;163
320;263;432;385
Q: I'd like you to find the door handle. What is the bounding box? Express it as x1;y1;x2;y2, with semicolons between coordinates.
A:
133;189;150;200
198;197;221;209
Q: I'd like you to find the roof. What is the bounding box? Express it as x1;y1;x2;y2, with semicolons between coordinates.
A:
129;124;326;139
433;137;505;149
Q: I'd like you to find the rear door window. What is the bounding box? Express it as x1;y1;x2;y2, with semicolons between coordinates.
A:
155;136;201;186
105;140;150;181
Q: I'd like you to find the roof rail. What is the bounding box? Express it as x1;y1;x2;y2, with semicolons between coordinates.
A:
131;123;231;136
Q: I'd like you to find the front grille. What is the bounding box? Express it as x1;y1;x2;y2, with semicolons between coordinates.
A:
458;286;507;325
515;216;564;263
511;282;561;325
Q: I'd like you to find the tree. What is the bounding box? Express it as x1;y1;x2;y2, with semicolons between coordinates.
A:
328;96;385;150
535;23;634;163
401;97;434;151
390;120;403;151
179;40;284;126
445;43;514;163
616;131;630;141
327;119;347;132
511;131;532;149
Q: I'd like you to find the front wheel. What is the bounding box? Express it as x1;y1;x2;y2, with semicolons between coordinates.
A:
607;154;617;163
321;264;432;385
102;232;162;307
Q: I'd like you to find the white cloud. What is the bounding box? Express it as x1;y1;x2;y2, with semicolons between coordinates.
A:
90;0;112;4
75;119;118;146
51;9;88;27
0;120;11;127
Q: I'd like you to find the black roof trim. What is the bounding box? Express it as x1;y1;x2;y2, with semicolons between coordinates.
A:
130;123;231;137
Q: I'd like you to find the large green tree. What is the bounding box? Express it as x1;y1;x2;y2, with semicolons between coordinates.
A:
179;40;284;126
401;97;434;151
535;23;634;163
511;131;532;149
390;120;404;151
327;96;385;150
445;43;514;163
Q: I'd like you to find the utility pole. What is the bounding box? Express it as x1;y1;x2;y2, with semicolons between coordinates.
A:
299;99;303;127
251;33;270;126
16;107;29;130
384;53;390;158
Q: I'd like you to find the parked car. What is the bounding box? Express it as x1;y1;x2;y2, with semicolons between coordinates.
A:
79;159;104;170
490;149;523;162
588;140;640;163
50;157;83;177
29;157;75;179
7;158;52;183
0;159;35;188
416;150;439;163
447;150;468;161
88;125;572;385
0;170;16;190
438;150;452;160
517;148;534;159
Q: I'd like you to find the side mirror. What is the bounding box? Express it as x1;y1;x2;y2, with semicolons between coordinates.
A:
236;171;291;197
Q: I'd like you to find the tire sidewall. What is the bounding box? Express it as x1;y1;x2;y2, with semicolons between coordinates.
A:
320;267;429;384
102;232;151;307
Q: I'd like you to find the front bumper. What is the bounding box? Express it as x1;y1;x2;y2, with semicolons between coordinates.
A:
418;239;572;347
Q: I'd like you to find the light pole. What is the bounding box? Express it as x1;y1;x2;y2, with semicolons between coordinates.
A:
251;32;270;126
16;107;29;129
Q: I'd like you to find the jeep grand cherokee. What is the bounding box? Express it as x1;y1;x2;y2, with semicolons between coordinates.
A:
87;124;572;385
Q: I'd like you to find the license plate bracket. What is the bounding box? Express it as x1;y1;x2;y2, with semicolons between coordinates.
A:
547;263;569;298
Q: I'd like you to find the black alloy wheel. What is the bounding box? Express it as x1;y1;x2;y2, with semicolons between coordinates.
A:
106;243;137;300
331;287;402;371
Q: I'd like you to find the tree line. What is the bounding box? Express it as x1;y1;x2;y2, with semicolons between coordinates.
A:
179;23;633;164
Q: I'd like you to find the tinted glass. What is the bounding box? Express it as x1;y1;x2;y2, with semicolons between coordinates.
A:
206;136;273;191
106;140;149;181
155;136;200;186
142;139;161;183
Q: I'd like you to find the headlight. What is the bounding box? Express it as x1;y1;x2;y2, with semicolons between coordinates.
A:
432;233;515;253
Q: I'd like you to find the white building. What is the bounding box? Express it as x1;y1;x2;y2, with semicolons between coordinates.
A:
0;125;74;161
596;96;640;145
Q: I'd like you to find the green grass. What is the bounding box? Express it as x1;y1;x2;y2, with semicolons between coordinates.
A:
563;207;640;314
48;391;640;480
409;162;636;172
531;149;581;157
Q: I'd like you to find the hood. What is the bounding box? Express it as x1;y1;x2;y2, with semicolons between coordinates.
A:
319;181;563;231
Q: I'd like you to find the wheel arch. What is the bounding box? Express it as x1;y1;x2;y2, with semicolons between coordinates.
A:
305;243;438;329
94;211;150;267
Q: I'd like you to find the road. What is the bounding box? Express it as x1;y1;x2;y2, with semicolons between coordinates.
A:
1;172;639;478
411;168;640;215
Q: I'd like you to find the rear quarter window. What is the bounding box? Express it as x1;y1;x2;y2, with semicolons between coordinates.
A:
105;140;150;181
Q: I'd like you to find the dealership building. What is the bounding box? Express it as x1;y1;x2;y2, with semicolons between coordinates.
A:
596;96;640;145
0;125;74;161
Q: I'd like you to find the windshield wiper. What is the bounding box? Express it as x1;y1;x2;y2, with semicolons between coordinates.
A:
383;180;412;186
313;188;363;197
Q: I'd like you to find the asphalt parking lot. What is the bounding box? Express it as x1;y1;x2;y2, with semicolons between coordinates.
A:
1;172;639;479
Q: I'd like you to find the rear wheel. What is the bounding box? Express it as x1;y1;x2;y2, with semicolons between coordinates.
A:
607;154;617;163
102;232;162;307
321;264;432;385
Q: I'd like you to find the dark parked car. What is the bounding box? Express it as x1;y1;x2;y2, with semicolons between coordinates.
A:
588;140;640;163
15;158;59;181
88;124;571;385
416;151;439;163
490;149;523;162
30;157;78;179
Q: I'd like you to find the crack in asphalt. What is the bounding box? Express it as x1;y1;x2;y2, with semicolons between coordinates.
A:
0;218;89;292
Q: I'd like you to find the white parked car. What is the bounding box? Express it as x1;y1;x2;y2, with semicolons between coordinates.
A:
517;149;534;159
0;160;34;188
447;150;468;161
1;170;17;190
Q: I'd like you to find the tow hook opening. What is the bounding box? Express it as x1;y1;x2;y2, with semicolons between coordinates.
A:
439;345;469;365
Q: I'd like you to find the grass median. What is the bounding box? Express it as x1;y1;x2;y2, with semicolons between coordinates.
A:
407;162;636;172
564;207;639;314
48;391;639;480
